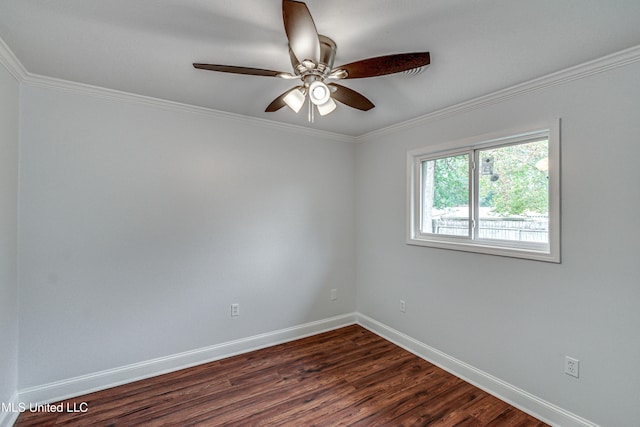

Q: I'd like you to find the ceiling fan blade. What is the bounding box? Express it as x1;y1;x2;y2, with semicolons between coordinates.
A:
333;52;431;79
282;0;320;65
193;63;293;78
265;86;304;112
328;84;375;111
265;94;288;112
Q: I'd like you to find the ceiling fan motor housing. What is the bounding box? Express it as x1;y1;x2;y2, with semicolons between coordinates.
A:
318;35;337;72
290;35;337;78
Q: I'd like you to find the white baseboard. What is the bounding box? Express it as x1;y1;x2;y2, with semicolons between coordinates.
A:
18;313;357;406
0;393;20;427
356;314;598;427
15;312;598;427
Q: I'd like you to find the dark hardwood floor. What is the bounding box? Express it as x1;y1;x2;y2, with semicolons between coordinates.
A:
16;325;548;426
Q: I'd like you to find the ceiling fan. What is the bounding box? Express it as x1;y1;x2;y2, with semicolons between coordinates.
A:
193;0;431;121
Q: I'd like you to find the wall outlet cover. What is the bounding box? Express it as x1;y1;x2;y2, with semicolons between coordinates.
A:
231;303;240;317
565;356;579;378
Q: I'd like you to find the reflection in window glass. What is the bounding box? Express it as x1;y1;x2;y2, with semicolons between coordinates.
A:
421;154;469;236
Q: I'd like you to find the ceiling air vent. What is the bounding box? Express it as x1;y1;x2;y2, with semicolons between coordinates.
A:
403;66;426;76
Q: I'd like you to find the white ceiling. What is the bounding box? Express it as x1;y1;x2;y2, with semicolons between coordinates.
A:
1;0;640;136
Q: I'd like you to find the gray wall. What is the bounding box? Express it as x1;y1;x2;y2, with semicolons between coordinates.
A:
6;43;640;426
0;58;19;414
17;85;356;388
355;61;640;426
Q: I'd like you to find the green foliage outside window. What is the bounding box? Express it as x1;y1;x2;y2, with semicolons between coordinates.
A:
432;154;468;209
431;140;548;216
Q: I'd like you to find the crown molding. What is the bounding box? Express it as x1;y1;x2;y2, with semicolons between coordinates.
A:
356;44;640;142
21;73;355;144
3;33;639;144
0;36;353;144
0;37;28;82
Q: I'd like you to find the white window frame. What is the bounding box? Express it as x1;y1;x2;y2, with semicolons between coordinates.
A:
407;120;560;263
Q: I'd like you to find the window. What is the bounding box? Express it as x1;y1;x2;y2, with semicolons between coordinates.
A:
407;122;560;262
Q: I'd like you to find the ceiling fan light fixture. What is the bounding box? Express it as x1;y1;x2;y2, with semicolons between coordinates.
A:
283;88;306;112
309;80;330;105
316;96;336;116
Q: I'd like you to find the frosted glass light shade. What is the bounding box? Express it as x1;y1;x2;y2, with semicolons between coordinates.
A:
283;88;305;113
308;81;331;105
317;97;336;116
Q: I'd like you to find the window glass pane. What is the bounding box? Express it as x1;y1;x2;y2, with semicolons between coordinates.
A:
477;140;549;243
421;154;469;236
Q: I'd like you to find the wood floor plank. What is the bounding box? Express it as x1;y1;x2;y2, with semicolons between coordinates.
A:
15;325;548;426
389;381;487;426
428;394;511;426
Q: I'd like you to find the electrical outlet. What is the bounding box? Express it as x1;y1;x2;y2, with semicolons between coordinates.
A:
400;300;406;313
330;289;337;301
565;356;580;378
231;303;240;317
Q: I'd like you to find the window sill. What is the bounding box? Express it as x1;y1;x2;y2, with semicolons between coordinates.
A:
406;235;560;263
